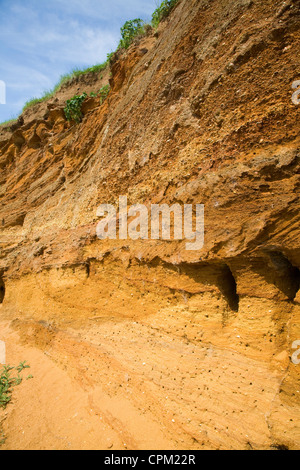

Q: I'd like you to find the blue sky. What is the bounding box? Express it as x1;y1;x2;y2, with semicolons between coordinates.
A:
0;0;158;123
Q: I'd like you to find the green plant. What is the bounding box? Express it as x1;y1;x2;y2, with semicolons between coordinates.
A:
0;429;5;446
16;361;30;373
66;61;108;79
64;92;87;123
106;52;114;64
119;19;145;49
152;0;179;28
18;60;109;117
0;362;31;447
89;85;110;104
0;118;18;128
98;85;110;104
0;362;30;409
0;0;180;127
22;91;54;112
0;365;20;409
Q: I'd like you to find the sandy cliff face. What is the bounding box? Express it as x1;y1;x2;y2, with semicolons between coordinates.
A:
0;0;299;450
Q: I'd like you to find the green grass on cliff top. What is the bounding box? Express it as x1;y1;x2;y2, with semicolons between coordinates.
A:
22;61;109;113
0;0;180;126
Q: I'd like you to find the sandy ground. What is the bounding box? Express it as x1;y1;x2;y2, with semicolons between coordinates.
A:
1;306;297;451
0;319;178;450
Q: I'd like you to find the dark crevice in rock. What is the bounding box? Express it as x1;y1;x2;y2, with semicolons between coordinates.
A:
5;212;26;228
218;265;239;312
263;249;300;300
0;276;5;303
129;256;241;312
86;261;91;278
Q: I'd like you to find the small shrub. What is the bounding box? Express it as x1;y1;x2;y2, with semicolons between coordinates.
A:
152;0;179;28
98;85;110;104
64;92;87;123
106;52;114;64
90;85;110;104
119;19;145;49
16;361;30;373
0;362;30;409
0;362;31;446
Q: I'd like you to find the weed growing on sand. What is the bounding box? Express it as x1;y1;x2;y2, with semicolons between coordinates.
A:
0;362;30;409
16;361;30;373
0;428;5;446
64;92;87;123
152;0;179;28
0;361;31;446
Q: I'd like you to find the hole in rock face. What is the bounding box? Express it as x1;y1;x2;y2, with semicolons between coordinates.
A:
0;277;5;303
218;265;239;312
266;251;300;301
